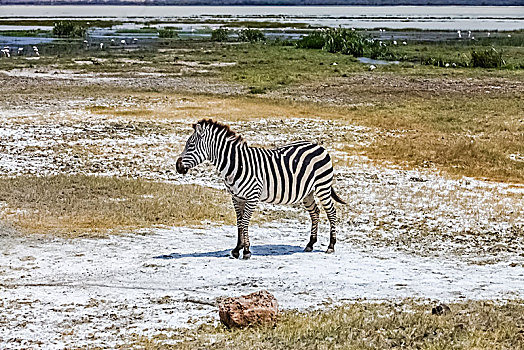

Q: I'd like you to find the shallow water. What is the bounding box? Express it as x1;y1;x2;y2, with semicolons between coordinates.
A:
0;35;54;46
2;5;524;30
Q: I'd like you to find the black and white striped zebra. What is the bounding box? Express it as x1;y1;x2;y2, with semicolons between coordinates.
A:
176;119;346;259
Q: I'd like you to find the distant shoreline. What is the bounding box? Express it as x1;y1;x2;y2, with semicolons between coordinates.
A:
1;2;522;6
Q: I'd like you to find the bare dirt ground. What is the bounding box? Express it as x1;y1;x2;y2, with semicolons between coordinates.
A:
2;224;524;348
0;70;523;348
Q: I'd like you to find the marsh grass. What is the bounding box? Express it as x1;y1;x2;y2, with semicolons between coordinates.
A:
0;175;235;237
128;299;524;349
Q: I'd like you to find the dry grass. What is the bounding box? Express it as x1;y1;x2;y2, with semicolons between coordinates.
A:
0;175;235;237
86;92;523;183
127;299;524;350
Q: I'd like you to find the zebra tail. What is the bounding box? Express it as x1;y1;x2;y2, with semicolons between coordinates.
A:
331;188;347;205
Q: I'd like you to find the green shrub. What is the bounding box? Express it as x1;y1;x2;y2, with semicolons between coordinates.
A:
296;31;325;49
470;47;505;68
52;21;86;38
296;28;390;59
211;28;230;42
158;29;177;39
238;29;265;43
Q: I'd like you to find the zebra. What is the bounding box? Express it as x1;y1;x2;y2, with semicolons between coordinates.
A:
176;119;346;259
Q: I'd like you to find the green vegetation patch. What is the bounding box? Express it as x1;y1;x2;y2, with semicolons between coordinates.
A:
158;29;178;39
0;29;50;37
52;21;86;38
129;299;524;349
297;28;392;59
237;28;265;43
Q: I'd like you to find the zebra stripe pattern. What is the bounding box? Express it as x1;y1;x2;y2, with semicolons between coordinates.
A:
176;119;346;259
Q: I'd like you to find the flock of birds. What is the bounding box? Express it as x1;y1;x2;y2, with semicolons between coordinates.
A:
0;37;139;58
1;45;39;58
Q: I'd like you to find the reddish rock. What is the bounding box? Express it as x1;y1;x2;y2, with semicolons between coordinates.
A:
218;290;279;328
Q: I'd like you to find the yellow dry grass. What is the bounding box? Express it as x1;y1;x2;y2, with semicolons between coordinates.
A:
0;175;235;237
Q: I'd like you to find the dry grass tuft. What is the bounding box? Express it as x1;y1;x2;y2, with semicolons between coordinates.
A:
0;175;235;237
128;299;524;350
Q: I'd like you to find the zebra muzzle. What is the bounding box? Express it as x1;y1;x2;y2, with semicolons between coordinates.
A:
176;157;188;174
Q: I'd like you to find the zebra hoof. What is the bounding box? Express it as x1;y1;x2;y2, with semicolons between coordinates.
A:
304;246;313;252
242;252;251;260
325;248;335;254
231;250;240;259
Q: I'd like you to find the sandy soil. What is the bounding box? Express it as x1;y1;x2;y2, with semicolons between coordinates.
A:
2;223;524;348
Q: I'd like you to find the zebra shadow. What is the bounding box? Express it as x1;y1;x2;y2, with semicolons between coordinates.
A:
154;244;309;259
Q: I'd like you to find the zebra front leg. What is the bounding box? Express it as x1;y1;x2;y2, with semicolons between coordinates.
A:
317;188;338;254
303;192;320;252
240;199;257;260
231;197;246;259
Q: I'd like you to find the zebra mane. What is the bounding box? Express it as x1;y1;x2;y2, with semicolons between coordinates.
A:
195;119;245;144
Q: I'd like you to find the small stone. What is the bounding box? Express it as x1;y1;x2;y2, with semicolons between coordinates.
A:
432;303;451;315
218;290;278;328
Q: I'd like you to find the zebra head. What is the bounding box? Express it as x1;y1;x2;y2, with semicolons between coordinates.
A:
176;122;209;174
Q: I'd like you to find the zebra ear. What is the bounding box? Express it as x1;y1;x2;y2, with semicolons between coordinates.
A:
194;123;203;135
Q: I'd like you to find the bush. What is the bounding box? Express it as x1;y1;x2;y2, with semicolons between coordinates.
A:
211;28;230;42
296;32;324;49
296;28;390;59
238;29;265;43
52;21;86;38
470;47;505;68
158;29;177;39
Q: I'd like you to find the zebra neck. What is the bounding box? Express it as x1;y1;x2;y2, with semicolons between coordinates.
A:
210;138;251;180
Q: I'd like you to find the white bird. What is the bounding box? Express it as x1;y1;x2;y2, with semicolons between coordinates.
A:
379;41;383;46
468;30;471;38
111;39;115;43
487;32;491;37
508;34;512;38
100;43;104;49
369;64;376;71
18;47;23;55
33;46;39;56
393;40;397;45
457;30;462;38
445;63;450;67
133;38;138;42
332;62;338;66
402;41;407;45
120;39;126;45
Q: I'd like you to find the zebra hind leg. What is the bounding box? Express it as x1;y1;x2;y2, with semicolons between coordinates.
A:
303;192;320;252
317;187;338;254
